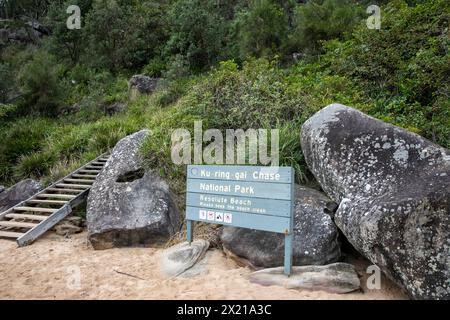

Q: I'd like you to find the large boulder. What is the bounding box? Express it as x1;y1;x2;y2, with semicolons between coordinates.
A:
220;185;340;268
301;103;450;299
87;130;181;249
0;179;42;212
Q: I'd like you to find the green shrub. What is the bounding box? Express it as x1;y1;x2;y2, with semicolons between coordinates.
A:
83;0;168;71
234;0;288;59
321;0;450;147
14;150;57;179
165;0;231;73
142;57;166;78
17;50;65;115
289;0;364;55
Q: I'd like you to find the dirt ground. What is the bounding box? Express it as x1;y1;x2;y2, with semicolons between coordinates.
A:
0;231;408;300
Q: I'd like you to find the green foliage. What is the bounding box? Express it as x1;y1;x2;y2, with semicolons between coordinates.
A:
234;0;288;59
1;0;449;190
165;0;230;73
17;50;65;115
142;57;166;77
0;0;53;19
322;0;450;147
0;63;14;103
0;117;56;182
289;0;364;55
0;103;17;119
14;150;57;179
83;0;168;72
46;0;93;64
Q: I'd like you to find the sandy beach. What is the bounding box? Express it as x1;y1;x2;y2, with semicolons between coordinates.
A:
0;232;408;300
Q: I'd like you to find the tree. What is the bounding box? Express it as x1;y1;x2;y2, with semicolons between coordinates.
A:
18;50;64;115
83;0;168;72
289;0;364;55
46;0;93;64
165;0;229;73
234;0;287;59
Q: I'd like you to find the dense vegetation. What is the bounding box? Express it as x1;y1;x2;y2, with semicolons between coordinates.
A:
0;0;449;196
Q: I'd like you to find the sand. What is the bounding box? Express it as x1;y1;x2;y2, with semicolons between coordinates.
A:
0;232;408;300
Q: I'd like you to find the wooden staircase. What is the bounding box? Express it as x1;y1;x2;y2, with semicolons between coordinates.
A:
0;153;110;246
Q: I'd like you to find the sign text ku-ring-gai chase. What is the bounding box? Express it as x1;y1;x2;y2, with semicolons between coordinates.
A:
185;165;294;275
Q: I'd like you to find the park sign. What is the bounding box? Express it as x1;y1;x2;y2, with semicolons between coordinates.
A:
185;165;294;275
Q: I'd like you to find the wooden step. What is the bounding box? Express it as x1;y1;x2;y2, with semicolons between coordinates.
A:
6;213;48;221
64;178;94;184
27;199;68;205
0;220;37;228
47;188;82;194
36;194;76;199
79;169;101;173
15;207;58;213
90;162;105;166
0;230;24;238
56;183;90;189
72;174;97;178
98;158;108;162
84;166;102;170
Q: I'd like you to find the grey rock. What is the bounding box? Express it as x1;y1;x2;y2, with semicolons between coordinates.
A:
0;185;4;193
60;103;81;115
128;75;160;99
0;179;43;212
248;263;360;294
220;185;340;268
301;103;450;299
87;130;181;249
160;240;210;277
65;216;84;227
54;223;83;236
104;102;127;116
0;18;49;44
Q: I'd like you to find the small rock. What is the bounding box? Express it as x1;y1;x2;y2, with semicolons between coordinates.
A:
55;223;82;236
160;240;210;277
128;75;160;100
0;185;4;193
104;102;127;116
60;103;81;115
248;263;360;294
65;216;84;227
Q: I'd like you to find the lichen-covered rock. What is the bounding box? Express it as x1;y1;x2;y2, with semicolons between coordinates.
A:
301;103;450;299
248;263;360;294
220;185;340;268
0;179;43;212
87;130;181;249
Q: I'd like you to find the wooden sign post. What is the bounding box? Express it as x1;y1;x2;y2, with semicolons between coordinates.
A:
185;165;294;276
